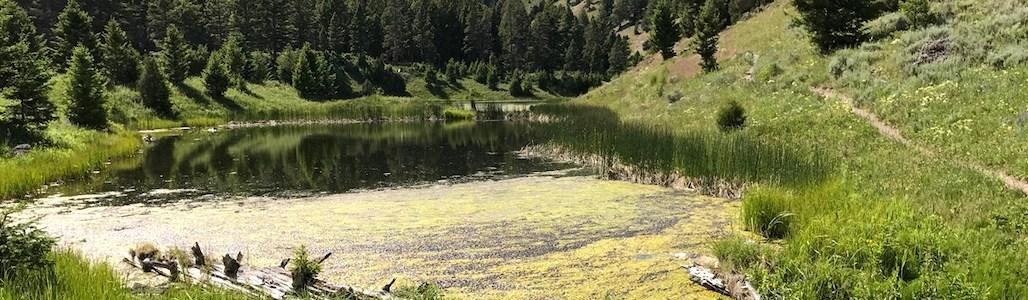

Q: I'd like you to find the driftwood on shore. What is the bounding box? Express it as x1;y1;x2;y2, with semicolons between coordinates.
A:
684;263;761;300
124;243;391;300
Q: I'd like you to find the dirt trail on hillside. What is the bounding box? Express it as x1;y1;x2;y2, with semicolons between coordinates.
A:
811;87;1028;195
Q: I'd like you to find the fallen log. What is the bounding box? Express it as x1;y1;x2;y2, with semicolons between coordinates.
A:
683;263;761;300
125;243;393;300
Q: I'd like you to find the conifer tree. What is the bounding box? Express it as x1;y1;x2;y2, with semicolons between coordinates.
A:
649;0;679;59
695;0;721;72
219;32;246;84
292;44;319;99
348;0;369;54
0;1;55;139
137;55;173;117
159;25;190;83
462;5;493;62
52;0;97;68
380;0;413;63
203;52;231;98
100;18;140;85
276;46;298;83
499;0;530;69
411;0;438;64
66;46;108;129
245;51;272;83
607;35;631;75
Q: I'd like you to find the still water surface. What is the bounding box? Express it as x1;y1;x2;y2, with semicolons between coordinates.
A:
51;121;572;205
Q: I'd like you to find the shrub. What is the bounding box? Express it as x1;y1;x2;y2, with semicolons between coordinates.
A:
391;282;444;300
900;0;932;28
289;245;322;291
862;12;910;40
275;47;297;83
756;62;783;82
1;210;56;278
245;51;272;83
741;187;794;239
716;101;747;132
442;108;475;121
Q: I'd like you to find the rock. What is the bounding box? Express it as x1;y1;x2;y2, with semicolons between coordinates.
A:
13;144;31;155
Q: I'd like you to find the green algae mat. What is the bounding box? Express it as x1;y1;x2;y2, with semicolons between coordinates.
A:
25;173;735;299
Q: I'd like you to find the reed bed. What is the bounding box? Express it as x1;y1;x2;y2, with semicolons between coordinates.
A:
0;129;141;200
532;104;833;188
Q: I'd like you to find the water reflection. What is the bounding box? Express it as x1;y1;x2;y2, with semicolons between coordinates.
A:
54;121;570;205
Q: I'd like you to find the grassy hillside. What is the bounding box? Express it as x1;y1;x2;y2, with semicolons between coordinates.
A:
577;0;1028;298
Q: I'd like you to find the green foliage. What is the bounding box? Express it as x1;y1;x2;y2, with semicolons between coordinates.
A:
499;0;530;68
741;187;795;239
793;0;898;53
649;0;680;59
716;100;746;132
187;45;210;76
292;44;319;99
66;46;108;130
712;235;767;272
442;108;475;121
0;211;56;278
755;62;783;82
0;0;55;141
0;248;252;299
245;51;272;83
899;0;932;28
51;0;96;69
289;245;322;291
390;283;445;300
276;46;298;83
137;56;173;117
202;53;231;98
219;32;246;83
99;19;140;85
607;36;631;76
695;0;722;72
159;25;190;83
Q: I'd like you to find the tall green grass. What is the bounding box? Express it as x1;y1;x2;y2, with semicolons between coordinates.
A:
533;104;833;187
0;249;255;300
0;127;141;200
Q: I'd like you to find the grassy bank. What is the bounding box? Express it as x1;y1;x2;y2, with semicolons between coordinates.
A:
0;249;250;300
0;125;140;200
574;0;1028;298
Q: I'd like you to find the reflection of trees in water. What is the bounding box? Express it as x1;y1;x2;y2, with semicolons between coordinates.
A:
70;122;557;198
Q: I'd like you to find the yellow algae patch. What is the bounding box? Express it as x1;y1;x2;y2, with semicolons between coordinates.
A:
24;173;737;298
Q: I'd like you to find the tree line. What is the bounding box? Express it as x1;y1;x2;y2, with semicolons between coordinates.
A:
2;0;641;142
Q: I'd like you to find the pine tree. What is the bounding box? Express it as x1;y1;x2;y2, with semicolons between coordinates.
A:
137;55;173;117
793;0;895;53
348;0;369;54
52;0;97;68
607;35;631;76
203;52;231;98
66;45;107;129
650;0;680;60
695;0;721;72
0;1;55;139
245;51;272;83
462;5;493;62
159;25;190;83
499;0;530;69
219;32;246;84
380;0;412;63
276;46;298;83
292;44;319;99
411;0;438;64
100;18;140;85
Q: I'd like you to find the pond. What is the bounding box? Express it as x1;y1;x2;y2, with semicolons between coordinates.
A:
24;107;752;299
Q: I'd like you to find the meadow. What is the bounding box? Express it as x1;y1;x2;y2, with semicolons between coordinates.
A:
573;0;1028;298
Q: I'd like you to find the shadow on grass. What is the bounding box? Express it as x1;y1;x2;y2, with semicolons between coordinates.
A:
238;83;265;100
175;83;209;105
